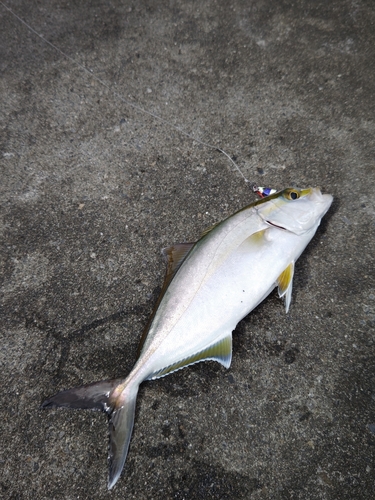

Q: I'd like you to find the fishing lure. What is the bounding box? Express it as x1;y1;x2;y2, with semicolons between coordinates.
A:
252;185;277;198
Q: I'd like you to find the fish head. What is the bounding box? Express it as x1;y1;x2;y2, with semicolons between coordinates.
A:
256;187;333;235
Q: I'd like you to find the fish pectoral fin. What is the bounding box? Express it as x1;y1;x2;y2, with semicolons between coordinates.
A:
149;335;233;380
277;261;295;313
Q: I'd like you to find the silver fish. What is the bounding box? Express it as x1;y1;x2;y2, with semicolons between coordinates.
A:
42;187;333;488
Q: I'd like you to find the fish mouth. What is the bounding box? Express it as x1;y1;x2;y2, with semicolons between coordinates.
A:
309;188;334;216
266;220;286;230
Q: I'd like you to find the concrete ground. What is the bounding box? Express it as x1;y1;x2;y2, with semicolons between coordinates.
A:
1;0;374;498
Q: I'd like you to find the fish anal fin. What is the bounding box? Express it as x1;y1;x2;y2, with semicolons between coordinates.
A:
277;261;295;313
149;335;232;380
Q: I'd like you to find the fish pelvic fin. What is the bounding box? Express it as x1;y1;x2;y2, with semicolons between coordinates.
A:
42;378;140;490
277;261;295;313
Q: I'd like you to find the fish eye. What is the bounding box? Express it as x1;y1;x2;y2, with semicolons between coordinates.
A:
285;189;300;200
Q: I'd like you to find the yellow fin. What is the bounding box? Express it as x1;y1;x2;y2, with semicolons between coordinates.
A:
148;335;233;380
277;261;294;313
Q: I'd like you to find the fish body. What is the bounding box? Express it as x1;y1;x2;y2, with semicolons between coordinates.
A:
42;187;333;488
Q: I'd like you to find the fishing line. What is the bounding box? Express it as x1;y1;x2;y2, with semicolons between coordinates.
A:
1;1;250;184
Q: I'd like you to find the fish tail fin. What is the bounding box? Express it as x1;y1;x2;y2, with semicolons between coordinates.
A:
41;378;124;411
107;384;139;489
42;377;139;490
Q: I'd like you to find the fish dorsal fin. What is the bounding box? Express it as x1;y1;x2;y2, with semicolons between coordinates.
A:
136;243;194;359
162;242;195;278
200;221;220;238
277;261;295;313
148;335;233;380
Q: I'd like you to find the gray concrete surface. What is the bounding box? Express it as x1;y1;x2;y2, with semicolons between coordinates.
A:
1;0;374;498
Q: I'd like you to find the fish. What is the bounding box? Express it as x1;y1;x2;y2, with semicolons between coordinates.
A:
42;186;333;489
